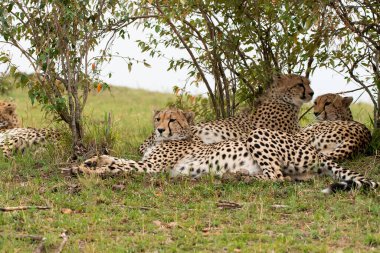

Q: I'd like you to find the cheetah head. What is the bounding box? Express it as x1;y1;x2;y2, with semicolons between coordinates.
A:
272;74;314;107
83;155;115;167
313;93;353;121
153;108;194;141
0;101;19;130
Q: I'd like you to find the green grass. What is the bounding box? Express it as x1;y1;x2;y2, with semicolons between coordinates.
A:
0;87;379;252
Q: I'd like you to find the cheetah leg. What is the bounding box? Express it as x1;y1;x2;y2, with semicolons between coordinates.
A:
63;155;160;175
250;162;289;182
323;142;362;161
0;137;23;158
138;134;155;155
317;157;379;193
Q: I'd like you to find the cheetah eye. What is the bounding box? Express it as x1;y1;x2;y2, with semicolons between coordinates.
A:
297;83;304;87
155;118;160;122
314;101;317;105
325;102;331;106
169;118;176;122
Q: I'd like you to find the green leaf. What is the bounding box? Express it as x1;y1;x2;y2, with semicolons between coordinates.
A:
10;66;17;76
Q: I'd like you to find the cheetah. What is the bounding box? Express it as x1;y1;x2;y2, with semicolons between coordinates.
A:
65;108;263;179
313;93;353;121
295;93;372;161
246;128;378;193
139;74;314;153
0;100;59;158
65;108;378;193
0;101;20;130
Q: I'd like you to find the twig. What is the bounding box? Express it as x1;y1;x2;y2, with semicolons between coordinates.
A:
55;231;68;253
298;105;314;121
117;205;152;210
0;206;51;212
336;84;376;94
126;206;152;211
14;234;45;241
216;200;243;209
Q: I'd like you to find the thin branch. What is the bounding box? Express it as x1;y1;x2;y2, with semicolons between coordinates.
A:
298;105;314;121
0;206;51;212
336;84;376;94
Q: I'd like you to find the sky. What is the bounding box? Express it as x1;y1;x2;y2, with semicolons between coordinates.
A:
0;27;373;103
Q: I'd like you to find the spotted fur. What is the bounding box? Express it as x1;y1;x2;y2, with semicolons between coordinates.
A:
0;101;20;130
139;74;313;153
313;93;353;121
296;94;371;161
246;128;378;193
65;108;264;179
65;108;377;193
0;100;59;158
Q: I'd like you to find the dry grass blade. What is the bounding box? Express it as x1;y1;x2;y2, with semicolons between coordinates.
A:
33;238;46;253
0;206;51;212
216;200;243;210
271;204;289;209
54;231;68;253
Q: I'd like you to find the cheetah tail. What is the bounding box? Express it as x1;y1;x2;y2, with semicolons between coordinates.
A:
320;159;379;194
322;180;379;194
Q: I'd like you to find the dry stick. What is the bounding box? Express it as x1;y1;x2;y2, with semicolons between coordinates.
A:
336;84;376;95
55;231;68;253
0;206;51;212
33;238;46;253
14;234;45;241
216;200;243;209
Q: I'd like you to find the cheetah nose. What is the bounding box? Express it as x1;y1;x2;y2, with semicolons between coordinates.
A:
157;128;165;134
309;91;314;97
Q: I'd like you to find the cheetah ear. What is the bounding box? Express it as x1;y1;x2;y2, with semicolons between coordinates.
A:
342;96;353;107
271;73;283;87
272;73;282;81
153;109;160;116
184;111;195;125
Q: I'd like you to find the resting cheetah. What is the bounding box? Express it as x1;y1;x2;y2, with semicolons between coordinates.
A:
313;93;353;121
139;74;314;153
0;100;59;158
65;108;378;193
296;94;371;161
0;101;20;130
246;128;378;193
66;108;263;179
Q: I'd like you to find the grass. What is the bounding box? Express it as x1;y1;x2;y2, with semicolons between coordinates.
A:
0;87;380;252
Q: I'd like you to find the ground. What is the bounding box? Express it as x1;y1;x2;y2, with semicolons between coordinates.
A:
0;87;379;252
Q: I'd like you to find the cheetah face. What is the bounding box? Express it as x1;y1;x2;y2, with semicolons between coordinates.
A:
313;93;353;121
273;74;314;106
0;101;16;114
153;108;194;141
0;101;19;130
